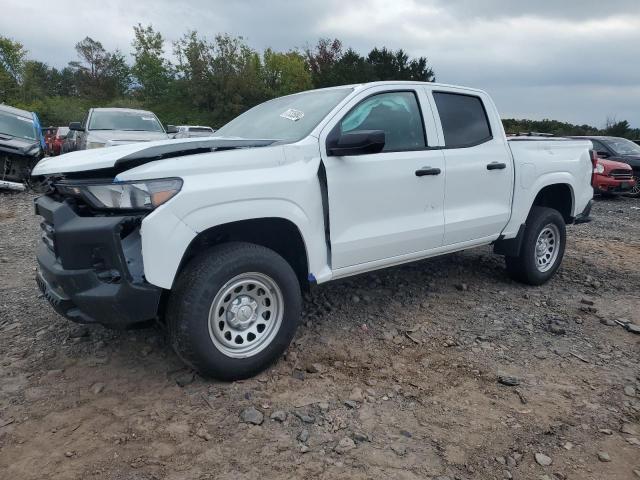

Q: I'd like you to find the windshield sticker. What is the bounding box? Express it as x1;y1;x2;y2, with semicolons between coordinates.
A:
142;116;155;121
280;109;304;122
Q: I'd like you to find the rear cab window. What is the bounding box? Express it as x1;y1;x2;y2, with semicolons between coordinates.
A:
433;91;492;148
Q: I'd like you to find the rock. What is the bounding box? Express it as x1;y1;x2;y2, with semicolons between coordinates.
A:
297;428;309;443
64;451;74;458
599;428;613;435
626;437;640;446
352;432;369;442
548;322;566;335
390;443;407;456
300;445;310;453
597;451;611;462
507;456;517;467
534;452;552;466
90;382;105;395
306;363;325;374
633;469;640;478
563;442;574;450
503;470;513;479
196;427;212;441
626;323;640;334
270;410;287;422
335;436;356;454
601;319;617;327
174;371;195;387
621;423;638;435
317;401;330;411
495;456;506;465
624;385;636;397
580;298;595;306
292;369;305;380
400;430;412;438
351;295;360;303
240;407;264;425
348;387;364;402
294;411;315;424
498;375;521;387
344;400;358;409
68;326;89;339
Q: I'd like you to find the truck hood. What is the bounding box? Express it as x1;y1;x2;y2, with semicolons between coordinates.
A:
0;135;41;157
87;130;169;146
31;137;277;176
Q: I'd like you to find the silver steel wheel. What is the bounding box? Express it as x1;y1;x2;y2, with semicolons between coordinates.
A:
208;272;283;359
534;223;560;273
630;176;640;196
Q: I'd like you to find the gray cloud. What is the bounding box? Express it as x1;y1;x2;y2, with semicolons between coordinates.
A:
1;0;639;127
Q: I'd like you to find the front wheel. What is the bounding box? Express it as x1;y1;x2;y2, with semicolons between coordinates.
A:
505;207;566;285
627;174;640;198
167;242;301;380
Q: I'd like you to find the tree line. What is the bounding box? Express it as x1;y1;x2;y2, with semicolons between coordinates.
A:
0;26;434;128
1;26;638;140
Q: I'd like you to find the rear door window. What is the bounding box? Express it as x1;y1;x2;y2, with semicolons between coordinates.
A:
433;92;492;148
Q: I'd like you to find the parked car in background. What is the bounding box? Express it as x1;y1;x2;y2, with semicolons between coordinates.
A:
51;126;69;156
61;130;78;154
69;108;175;150
173;125;216;138
592;156;636;196
0;104;45;188
570;136;640;197
33;81;594;380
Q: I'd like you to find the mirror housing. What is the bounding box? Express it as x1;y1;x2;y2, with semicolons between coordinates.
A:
68;121;82;131
327;129;385;156
166;125;178;134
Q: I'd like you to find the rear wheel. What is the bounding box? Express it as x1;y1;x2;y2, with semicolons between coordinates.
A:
505;207;566;285
167;242;301;380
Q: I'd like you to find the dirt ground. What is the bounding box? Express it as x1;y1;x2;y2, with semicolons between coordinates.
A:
1;191;639;480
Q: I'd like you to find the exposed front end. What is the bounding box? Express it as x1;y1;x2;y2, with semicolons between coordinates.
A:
34;188;164;328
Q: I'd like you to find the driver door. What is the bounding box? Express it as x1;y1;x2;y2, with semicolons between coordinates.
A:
320;87;445;270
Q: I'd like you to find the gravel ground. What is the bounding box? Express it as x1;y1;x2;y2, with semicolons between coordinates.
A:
1;191;639;480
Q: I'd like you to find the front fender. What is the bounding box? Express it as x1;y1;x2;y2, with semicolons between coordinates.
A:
140;198;329;289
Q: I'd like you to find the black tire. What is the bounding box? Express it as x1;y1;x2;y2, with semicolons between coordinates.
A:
505;207;566;286
167;242;301;380
627;173;640;198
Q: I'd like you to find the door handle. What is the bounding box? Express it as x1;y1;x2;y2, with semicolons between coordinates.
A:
415;167;441;177
487;162;507;170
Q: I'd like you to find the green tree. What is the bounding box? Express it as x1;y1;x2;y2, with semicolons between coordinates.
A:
367;47;434;82
131;24;172;103
262;49;312;97
69;37;130;100
0;36;27;101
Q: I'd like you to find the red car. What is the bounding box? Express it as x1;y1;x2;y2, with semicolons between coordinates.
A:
51;127;69;156
593;155;636;196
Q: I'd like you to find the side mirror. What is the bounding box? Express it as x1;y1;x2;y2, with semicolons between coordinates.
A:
597;150;610;158
69;122;82;131
327;129;385;156
166;125;178;134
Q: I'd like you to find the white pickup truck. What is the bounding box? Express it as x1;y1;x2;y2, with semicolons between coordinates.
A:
32;81;594;380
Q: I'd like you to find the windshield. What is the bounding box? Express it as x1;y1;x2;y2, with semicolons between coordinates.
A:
0;110;37;141
89;110;164;132
604;137;640;156
215;88;354;141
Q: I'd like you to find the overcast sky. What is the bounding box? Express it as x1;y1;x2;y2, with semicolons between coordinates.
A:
3;0;640;127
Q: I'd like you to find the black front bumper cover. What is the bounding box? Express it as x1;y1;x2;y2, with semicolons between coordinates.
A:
35;195;162;327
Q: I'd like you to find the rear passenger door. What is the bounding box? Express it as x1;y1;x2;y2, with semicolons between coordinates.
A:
430;90;514;245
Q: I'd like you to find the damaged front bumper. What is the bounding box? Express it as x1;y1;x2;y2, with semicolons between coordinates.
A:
35;195;162;328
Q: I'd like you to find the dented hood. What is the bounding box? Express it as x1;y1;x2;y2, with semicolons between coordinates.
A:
31;137;277;176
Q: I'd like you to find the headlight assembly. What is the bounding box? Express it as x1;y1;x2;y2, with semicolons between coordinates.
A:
595;162;605;174
57;178;183;210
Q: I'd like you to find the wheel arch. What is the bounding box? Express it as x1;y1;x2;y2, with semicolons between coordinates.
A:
175;217;310;291
531;182;575;223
